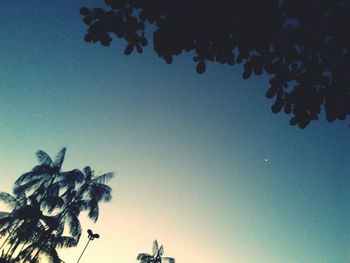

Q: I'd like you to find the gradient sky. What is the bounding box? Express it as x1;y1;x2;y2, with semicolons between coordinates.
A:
0;1;349;263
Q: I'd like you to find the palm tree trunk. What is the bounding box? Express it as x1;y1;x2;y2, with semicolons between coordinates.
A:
30;248;41;263
8;239;21;259
21;246;36;263
0;233;12;251
15;241;27;261
0;220;22;250
4;240;15;258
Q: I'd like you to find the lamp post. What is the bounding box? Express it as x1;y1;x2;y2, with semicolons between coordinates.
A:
76;229;100;263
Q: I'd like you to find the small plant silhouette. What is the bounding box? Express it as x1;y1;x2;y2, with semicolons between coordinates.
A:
137;240;175;263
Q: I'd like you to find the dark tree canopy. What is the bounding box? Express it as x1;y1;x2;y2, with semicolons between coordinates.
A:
81;0;350;128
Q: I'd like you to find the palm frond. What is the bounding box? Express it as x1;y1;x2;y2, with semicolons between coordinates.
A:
67;212;82;240
83;166;92;181
57;236;77;248
44;247;60;263
14;171;37;186
137;253;153;261
36;150;53;165
158;245;164;256
13;178;44;195
87;199;99;222
41;183;62;213
58;169;84;188
53;148;66;169
91;172;114;184
0;211;11;219
152;240;159;256
14;165;54;188
0;192;17;209
88;184;112;202
162;257;175;263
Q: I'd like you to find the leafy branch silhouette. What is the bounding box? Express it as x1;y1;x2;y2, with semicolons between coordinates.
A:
80;0;350;128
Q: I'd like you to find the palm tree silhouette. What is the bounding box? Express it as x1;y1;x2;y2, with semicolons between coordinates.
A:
18;230;75;263
0;194;62;261
137;240;175;263
55;166;113;241
0;193;44;253
14;148;84;213
0;192;27;250
76;166;113;222
0;148;114;262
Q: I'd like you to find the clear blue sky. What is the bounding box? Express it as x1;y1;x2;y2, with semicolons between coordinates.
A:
0;1;349;263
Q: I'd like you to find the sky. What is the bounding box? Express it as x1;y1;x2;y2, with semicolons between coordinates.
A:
0;1;349;263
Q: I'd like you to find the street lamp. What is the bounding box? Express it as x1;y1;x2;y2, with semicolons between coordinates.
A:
76;229;100;263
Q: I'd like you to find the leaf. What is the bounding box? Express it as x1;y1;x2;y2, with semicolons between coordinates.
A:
84;33;93;43
80;7;92;15
284;102;292;114
54;148;66;169
140;36;148;47
162;257;175;263
265;85;280;98
137;253;153;261
0;192;17;209
93;8;105;18
83;166;93;181
196;61;206;74
92;172;114;184
298;121;307;129
59;169;85;188
242;62;252;79
136;44;143;53
100;33;112;46
152;240;159;256
158;245;164;256
271;99;284;113
36;150;52;165
124;44;134;55
164;54;172;64
83;16;93;25
252;58;263;75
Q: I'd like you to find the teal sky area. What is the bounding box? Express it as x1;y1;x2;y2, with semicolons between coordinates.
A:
0;1;349;263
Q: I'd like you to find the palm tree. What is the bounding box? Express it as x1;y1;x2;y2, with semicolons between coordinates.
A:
0;193;46;262
14;148;84;213
137;240;175;263
12;149;85;240
75;166;113;222
1;148;114;262
0;192;38;250
18;231;75;263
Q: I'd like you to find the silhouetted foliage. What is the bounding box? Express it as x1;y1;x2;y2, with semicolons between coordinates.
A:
0;148;113;262
137;240;175;263
81;0;350;128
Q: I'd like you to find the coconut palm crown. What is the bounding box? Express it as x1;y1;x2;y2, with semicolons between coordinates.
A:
137;240;175;263
0;148;114;262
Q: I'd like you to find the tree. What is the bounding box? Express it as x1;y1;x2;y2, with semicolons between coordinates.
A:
137;240;175;263
76;166;113;222
0;193;45;253
80;0;350;128
18;232;75;263
0;148;114;262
